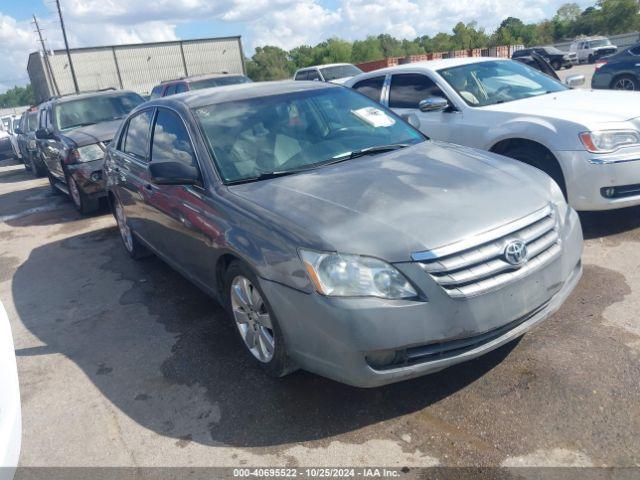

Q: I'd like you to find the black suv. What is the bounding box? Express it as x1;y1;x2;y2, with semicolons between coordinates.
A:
512;46;573;70
35;89;144;213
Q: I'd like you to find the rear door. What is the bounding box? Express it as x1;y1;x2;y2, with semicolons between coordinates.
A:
145;107;214;286
110;109;156;243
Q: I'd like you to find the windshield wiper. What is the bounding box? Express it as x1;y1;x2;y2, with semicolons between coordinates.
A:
328;143;411;163
226;169;309;185
68;121;98;129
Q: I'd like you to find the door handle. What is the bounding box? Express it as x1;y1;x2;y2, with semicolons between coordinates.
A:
144;183;155;192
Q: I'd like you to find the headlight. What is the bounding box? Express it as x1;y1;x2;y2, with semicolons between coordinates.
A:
579;130;640;153
299;249;417;299
67;144;104;164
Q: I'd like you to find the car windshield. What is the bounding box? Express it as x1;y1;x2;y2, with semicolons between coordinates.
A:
54;92;144;131
189;76;252;90
438;60;567;107
320;65;363;81
195;87;425;183
590;39;612;48
26;112;38;131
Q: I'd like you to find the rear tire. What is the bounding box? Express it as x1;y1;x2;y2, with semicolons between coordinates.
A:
224;260;294;378
502;144;567;198
611;74;638;91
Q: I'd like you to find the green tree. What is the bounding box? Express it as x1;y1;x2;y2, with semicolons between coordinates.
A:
245;46;294;81
0;84;35;108
351;36;384;62
289;45;315;69
599;0;639;34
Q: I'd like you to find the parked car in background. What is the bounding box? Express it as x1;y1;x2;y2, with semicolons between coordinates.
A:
0;300;21;480
35;89;145;213
347;57;640;211
512;46;573;70
149;73;252;98
592;42;640;91
0;116;21;161
15;108;39;171
570;36;617;64
105;81;582;387
513;52;562;80
0;122;12;160
293;63;363;84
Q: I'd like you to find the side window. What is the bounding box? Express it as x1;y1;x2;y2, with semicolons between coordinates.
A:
352;76;385;102
307;70;321;81
151;109;200;180
629;45;640;56
295;71;308;81
389;74;447;109
46;107;53;130
164;85;177;97
150;85;163;99
123;110;152;160
175;83;188;93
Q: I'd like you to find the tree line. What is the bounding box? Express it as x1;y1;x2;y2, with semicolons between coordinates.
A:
246;0;640;80
0;84;34;108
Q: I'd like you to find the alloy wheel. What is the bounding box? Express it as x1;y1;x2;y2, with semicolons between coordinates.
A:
230;276;275;363
114;201;134;253
614;78;636;91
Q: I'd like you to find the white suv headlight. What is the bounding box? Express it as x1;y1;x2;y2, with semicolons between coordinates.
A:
299;249;417;299
579;130;640;153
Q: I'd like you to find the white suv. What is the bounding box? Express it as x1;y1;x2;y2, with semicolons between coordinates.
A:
0;301;20;480
570;37;617;64
346;57;640;211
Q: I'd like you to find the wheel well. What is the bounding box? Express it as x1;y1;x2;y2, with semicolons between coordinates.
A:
610;73;637;87
490;138;567;193
215;253;240;300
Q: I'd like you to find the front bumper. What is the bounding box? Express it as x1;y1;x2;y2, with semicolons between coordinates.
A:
67;160;107;198
556;149;640;210
261;210;583;387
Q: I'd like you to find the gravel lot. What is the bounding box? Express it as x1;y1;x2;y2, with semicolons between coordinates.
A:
1;155;639;469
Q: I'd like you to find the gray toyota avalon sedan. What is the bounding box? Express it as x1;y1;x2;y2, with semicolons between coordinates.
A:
105;81;583;387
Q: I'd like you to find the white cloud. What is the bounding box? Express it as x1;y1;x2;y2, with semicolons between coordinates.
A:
0;0;594;93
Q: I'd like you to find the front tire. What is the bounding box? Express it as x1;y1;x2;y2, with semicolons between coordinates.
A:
67;174;99;214
113;196;149;259
224;261;293;378
503;144;567;198
551;60;562;70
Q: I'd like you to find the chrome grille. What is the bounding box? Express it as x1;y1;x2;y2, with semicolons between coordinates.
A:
413;205;561;298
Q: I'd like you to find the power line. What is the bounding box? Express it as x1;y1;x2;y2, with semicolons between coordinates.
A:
54;0;79;94
32;14;60;96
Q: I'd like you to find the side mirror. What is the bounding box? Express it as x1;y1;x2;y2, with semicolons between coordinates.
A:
35;128;52;140
419;97;449;113
565;74;585;88
401;113;421;129
149;161;200;186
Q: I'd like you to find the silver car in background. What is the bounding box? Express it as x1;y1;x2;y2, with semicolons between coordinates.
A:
107;81;583;387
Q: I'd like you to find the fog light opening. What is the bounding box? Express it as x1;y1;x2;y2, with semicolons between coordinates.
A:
603;187;615;198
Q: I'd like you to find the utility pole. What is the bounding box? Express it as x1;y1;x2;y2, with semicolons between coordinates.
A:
32;14;60;97
55;0;79;93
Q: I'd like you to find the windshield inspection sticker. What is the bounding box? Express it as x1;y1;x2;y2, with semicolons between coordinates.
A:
351;107;396;128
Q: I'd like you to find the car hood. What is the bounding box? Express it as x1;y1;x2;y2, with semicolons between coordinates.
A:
483;89;640;124
228;141;552;262
63;119;122;146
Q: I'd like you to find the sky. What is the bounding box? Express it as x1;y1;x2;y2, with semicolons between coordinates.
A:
0;0;594;93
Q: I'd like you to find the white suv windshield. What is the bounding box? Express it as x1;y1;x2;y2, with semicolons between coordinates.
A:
439;60;567;107
590;39;612;48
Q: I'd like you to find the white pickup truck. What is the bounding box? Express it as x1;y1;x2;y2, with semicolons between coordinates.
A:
0;301;20;480
347;57;640;211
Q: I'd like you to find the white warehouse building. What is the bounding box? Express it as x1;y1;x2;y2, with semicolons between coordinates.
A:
27;35;246;103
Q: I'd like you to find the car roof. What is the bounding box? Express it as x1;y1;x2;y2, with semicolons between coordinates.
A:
296;63;353;72
354;57;504;77
146;80;340;109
